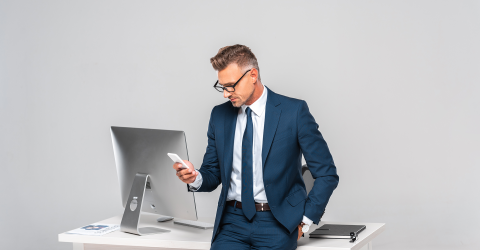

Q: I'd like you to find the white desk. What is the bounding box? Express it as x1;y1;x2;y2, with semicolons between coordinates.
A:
58;213;385;250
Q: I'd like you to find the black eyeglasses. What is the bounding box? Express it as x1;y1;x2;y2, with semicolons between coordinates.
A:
213;69;251;93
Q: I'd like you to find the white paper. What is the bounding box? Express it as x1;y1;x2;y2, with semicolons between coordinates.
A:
66;224;119;236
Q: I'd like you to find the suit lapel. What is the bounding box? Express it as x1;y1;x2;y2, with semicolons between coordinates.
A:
262;87;281;169
223;104;238;186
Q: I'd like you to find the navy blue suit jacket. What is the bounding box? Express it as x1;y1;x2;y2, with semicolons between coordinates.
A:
195;87;339;242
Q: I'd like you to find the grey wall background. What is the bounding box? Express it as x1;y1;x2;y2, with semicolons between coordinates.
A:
1;0;479;249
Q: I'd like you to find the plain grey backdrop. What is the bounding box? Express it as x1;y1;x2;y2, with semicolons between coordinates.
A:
1;0;479;249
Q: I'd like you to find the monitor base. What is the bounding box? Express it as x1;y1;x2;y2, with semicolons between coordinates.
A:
120;173;171;236
138;227;170;235
157;216;174;222
174;219;214;229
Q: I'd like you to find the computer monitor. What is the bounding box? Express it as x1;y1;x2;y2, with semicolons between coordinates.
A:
110;126;197;235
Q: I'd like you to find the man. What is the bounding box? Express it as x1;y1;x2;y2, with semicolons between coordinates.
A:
173;44;339;249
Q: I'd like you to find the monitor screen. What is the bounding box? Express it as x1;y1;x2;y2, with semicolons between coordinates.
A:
111;126;197;221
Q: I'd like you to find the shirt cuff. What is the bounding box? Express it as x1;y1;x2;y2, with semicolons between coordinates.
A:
188;170;203;191
302;215;313;226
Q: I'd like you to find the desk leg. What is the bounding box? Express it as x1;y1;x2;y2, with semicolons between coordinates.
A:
359;241;373;250
73;243;85;250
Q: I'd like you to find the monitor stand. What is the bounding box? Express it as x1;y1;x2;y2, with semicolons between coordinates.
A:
120;173;170;236
157;216;174;222
173;219;214;229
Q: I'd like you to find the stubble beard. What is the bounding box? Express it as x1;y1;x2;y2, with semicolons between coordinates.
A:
231;98;243;108
230;88;255;108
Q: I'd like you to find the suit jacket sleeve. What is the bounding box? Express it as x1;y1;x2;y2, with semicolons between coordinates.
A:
297;100;339;224
195;106;222;192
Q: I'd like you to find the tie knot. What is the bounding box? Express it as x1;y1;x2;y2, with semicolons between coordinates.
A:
245;107;252;116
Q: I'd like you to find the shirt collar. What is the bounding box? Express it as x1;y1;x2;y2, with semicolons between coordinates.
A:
241;84;268;117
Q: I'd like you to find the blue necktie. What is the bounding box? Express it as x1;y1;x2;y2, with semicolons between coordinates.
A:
242;107;256;220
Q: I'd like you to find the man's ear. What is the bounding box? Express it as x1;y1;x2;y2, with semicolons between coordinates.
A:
250;68;259;82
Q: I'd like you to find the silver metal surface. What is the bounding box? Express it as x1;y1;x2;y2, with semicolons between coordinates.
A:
157;216;174;222
137;227;170;235
111;126;198;235
174;219;214;229
120;173;170;235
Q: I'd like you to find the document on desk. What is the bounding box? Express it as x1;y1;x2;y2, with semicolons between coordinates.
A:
66;224;119;236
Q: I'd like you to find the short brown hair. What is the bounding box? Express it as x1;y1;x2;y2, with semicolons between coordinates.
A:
210;44;261;80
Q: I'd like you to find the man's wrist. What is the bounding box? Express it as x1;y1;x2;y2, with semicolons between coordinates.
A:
299;222;310;233
302;215;313;227
300;215;313;234
188;170;202;190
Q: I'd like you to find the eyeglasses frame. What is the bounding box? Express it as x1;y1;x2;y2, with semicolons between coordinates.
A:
213;69;252;93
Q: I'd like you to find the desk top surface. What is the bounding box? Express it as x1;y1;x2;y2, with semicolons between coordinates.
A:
58;213;385;250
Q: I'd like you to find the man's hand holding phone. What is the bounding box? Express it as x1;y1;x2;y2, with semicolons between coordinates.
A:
174;160;198;184
169;153;198;184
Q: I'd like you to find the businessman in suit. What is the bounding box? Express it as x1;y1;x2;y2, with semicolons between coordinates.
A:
173;44;339;249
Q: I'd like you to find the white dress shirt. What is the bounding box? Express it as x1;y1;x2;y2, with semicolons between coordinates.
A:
228;83;268;203
189;85;313;226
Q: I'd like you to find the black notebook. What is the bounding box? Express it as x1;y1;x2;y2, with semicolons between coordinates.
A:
309;224;366;239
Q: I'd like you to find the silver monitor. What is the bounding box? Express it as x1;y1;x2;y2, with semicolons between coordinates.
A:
110;126;197;235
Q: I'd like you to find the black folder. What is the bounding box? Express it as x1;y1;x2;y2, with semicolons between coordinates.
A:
309;224;366;239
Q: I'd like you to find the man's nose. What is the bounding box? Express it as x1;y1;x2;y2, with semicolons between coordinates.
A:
224;90;232;98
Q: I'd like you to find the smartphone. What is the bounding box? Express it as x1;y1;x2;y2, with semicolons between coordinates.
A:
167;153;189;170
